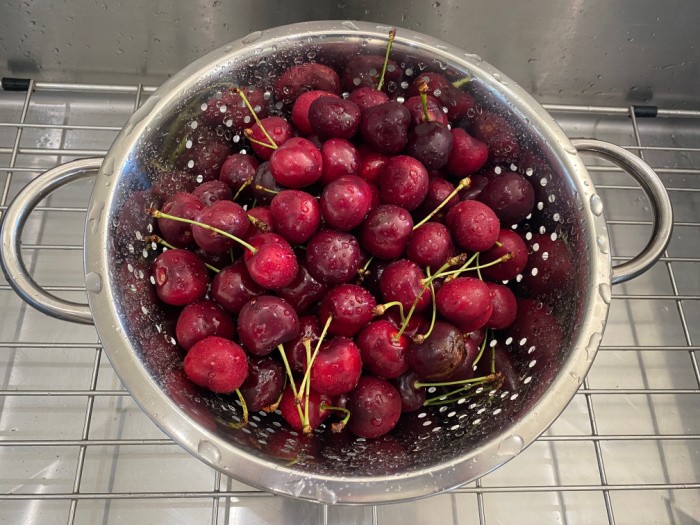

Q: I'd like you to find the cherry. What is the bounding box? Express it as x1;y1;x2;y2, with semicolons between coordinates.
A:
442;334;480;382
269;137;323;189
357;143;388;184
415;176;459;223
347;376;402;439
192;180;232;206
459;173;489;201
291;90;340;135
252;161;285;205
305;230;362;285
192;200;249;254
309;96;361;139
243;233;298;290
244;205;275;239
360;101;411;155
383;308;428;339
183;336;248;394
238;357;285;412
278;382;332;432
219;153;259;198
180;140;230;183
175;299;236;351
469;111;521;164
274;63;342;105
485;282;518;329
380;259;431;314
277;263;328;314
356;320;409;379
406;121;454;170
201;85;268;130
436;277;493;332
237;295;300;356
151;249;208;306
158;192;205;247
248;116;293;160
406;222;455;270
478;172;535;226
446;128;489;177
320;175;372;231
320;284;377;337
342;55;402;92
359;205;413;259
446;200;500;252
320;138;361;185
480;229;529;282
211;260;265;314
367;183;381;211
283;315;321;373
378;155;429;211
409;72;475;121
270;190;321;244
406;320;466;380
308;337;363;396
393;371;426;412
404;94;448;126
347;86;389;112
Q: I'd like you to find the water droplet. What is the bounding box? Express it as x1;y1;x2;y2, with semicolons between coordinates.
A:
85;272;102;293
496;435;524;458
87;200;105;235
242;31;263;45
598;283;611;304
342;20;360;31
596;234;610;254
492;73;502;82
464;53;483;62
197;440;221;463
564;144;578;155
585;331;603;361
590;194;604;216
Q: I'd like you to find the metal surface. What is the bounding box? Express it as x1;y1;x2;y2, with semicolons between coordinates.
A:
1;1;699;110
0;158;100;324
0;78;698;523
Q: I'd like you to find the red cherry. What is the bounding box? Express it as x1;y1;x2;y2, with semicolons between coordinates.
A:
244;233;298;290
183;336;248;394
347;376;402;439
320;284;377;337
436;277;493;332
480;229;529;282
485;283;518;329
278;383;332;432
211;260;265;314
158;192;205;248
446;200;500;252
446;128;489;177
269;137;323;188
248;117;293;160
356;320;409;379
175;299;236;351
308;337;363;396
237;295;300;356
380;259;431;314
320;175;372;231
319;138;361;185
305;230;362;285
151;249;208;306
406;222;455;270
270;190;321;244
291;90;340;135
359;205;413;260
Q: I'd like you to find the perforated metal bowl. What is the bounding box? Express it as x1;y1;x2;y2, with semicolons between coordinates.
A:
0;21;673;504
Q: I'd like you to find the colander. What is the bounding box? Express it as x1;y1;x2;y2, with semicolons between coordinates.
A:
0;21;673;504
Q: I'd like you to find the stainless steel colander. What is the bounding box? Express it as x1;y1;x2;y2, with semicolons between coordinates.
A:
0;20;673;504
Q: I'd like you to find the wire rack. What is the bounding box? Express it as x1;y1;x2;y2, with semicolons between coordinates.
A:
0;81;698;525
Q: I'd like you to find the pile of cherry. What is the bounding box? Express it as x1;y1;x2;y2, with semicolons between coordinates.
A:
145;30;551;440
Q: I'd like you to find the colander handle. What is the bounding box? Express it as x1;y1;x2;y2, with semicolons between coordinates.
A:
571;139;674;285
0;158;102;324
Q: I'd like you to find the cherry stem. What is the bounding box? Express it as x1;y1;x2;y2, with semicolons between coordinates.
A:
277;344;306;426
494;240;503;248
356;256;374;283
396;254;467;340
491;344;497;375
303;339;312;433
439;252;513;281
262;389;284;413
452;76;472;88
376;28;396;92
247;214;270;232
415;372;497;389
412;267;437;344
422;373;501;406
234;88;278;149
296;315;333;401
413;176;471;230
475;252;483;281
234;388;249;426
232;179;252;201
418;80;431;122
320;403;351;433
373;300;405;320
147;235;220;273
147;208;258;254
471;328;490;369
244;128;278;150
254;184;279;195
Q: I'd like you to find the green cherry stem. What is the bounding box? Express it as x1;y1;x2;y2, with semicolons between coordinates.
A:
320;403;351;433
471;328;490;369
232;179;252;201
374;300;405;321
244;128;278;150
247;213;270;232
146;235;220;273
413;176;471;230
296;315;333;401
418;80;431;122
376;28;396;92
234;388;249;426
414;372;498;389
475;252;483;281
303;339;313;433
438;252;513;281
412;267;437;344
277;344;306;425
147;208;258;254
234;87;278;149
254;184;280;195
452;76;473;88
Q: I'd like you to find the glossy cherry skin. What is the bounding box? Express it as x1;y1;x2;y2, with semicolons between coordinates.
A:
219;153;259;198
406;222;455;270
248;116;294;160
480;229;529;282
360;101;411;155
244;234;298;290
192;180;232;206
406;121;454;171
436;277;494;333
320;175;372;231
378;155;429;211
406;321;466;380
320;284;377;337
291;90;340;135
478;172;535;226
380;259;431;314
404;94;449;126
347;376;402;439
151;249;208;306
278;383;332;432
183;336;248;394
210;260;265;314
305;230;362;286
485;282;518;329
309;96;361;140
269;137;323;189
446;128;489;177
244;205;275;240
320;138;361;185
393;371;426;412
357;143;388;184
359;205;413;260
277;263;328;314
192;200;249;254
237;295;299;356
158;192;205;247
446;200;500;252
274;63;342;105
175;299;236;351
469;111;521;164
308;337;363;396
442;334;480;382
270;190;321;244
347;86;389;112
238;357;285;412
356;320;409;379
409;72;475;121
415;176;459;224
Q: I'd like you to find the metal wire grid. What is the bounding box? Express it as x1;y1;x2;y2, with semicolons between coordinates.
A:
0;82;698;525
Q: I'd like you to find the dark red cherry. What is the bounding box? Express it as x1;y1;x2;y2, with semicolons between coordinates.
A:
320;175;372;231
309;96;361;140
158;192;205;247
469;111;521;164
383;308;428;339
518;233;574;299
320;284;377;337
356;320;409;379
308;337;363;396
237;295;299;356
270;190;321;244
393;371;426;412
459;174;489;201
192;180;232;206
278;382;332;432
183;336;248;394
252;161;284;205
219;153;259;198
248;116;294;160
244;205;275;239
406;321;466;380
201;86;268;130
406;121;454;171
485;283;518;329
359;205;413;260
357;143;388;184
342;55;402;92
243;233;298;290
446;200;500;252
277;263;328;314
407;222;455;270
404;94;449;126
415;176;459;224
192;200;249;254
347;376;402;439
305;230;362;285
478;172;535;226
238;357;285;412
291;90;340;135
436;277;493;333
380;259;431;314
211;260;265;314
320;138;360;185
180;140;230;183
151;249;208;306
269;137;323;189
347;86;389;112
283;315;321;373
480;229;529;282
360;101;411;155
175;299;236;351
378;155;429;211
274;63;342;105
446;128;489;177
